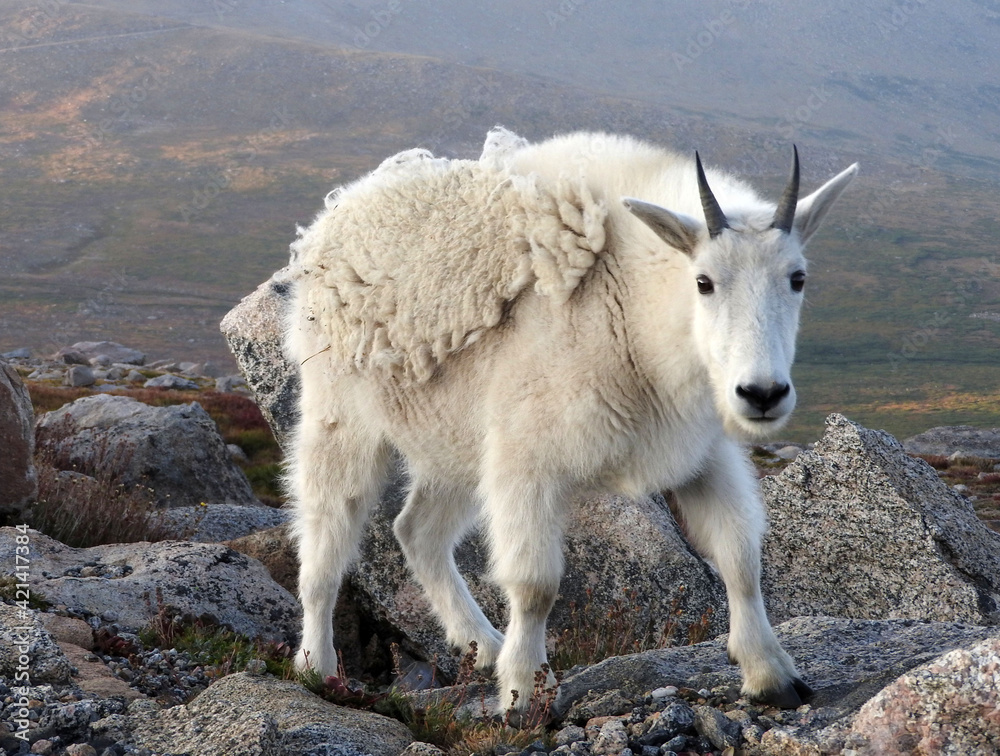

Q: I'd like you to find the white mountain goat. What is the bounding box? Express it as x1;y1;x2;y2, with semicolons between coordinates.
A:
284;128;857;710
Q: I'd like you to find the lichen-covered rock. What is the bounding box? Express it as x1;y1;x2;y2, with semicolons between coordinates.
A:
0;360;37;521
0;528;299;641
0;604;73;685
117;672;413;756
903;424;1000;459
761;413;1000;624
225;524;297;595
761;635;1000;755
554;616;1000;719
160;503;289;543
220;268;300;451
35;394;257;508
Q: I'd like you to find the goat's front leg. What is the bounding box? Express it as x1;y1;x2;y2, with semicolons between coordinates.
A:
673;438;812;708
481;475;564;712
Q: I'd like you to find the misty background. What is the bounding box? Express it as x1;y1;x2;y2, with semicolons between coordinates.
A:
1;0;999;439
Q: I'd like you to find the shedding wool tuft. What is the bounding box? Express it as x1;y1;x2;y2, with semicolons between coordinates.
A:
290;146;607;383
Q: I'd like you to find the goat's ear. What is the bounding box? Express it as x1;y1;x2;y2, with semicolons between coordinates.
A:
622;197;700;256
793;163;858;244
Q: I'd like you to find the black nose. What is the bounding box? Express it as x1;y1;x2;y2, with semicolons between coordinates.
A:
736;382;790;413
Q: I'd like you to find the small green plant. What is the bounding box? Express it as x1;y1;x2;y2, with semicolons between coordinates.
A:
243;462;284;505
138;588;295;679
0;575;49;610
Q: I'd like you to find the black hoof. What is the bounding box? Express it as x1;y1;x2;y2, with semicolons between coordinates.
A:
792;677;815;701
754;677;814;709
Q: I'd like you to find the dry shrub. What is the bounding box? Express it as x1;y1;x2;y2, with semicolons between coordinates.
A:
549;586;713;672
30;416;186;547
30;457;179;547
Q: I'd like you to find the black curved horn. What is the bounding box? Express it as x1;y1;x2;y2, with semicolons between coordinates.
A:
696;152;729;238
772;145;800;233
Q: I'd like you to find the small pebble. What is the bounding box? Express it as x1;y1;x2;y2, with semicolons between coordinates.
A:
650;686;677;701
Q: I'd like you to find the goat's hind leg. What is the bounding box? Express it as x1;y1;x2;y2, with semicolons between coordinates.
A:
393;478;504;669
673;438;812;708
482;478;564;712
288;410;390;678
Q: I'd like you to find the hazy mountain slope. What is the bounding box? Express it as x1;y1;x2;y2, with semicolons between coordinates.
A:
1;0;999;441
75;0;1000;182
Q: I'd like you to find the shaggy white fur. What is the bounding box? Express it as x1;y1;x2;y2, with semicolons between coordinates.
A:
284;127;857;712
290;146;607;383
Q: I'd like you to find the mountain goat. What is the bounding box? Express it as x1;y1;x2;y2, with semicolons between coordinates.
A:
284;127;857;709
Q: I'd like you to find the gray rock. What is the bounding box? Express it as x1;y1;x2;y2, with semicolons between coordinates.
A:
159;503;289;543
692;705;741;750
591;719;629;756
0;360;37;520
760;634;1000;755
2;348;31;359
220;267;301;450
143;374;200;390
56;349;89;365
903;424;1000;460
114;672;412;756
761;413;1000;625
216;374;248;393
0;603;73;684
147;359;177;370
564;689;636;724
64;365;95;387
399;743;447;756
228;443;249;463
59;341;146;366
635;701;695;746
555;725;586;746
35;394;257;508
554;616;1000;719
0;528;300;641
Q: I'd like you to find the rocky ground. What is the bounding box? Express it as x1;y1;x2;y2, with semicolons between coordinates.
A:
2;333;1000;755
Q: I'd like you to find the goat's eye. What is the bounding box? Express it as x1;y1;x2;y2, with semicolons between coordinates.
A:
790;270;806;293
696;275;714;295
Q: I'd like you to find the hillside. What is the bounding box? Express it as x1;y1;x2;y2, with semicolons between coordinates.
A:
1;0;999;441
